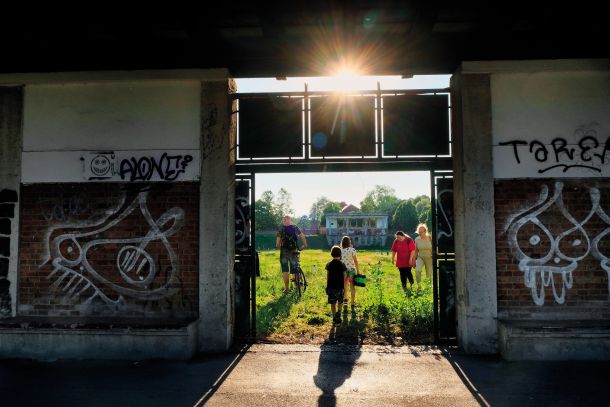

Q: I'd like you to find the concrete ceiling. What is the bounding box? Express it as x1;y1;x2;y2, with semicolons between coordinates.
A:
2;2;607;77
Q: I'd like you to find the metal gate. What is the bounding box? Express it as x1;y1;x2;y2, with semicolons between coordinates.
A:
431;170;456;343
234;173;256;338
234;86;454;342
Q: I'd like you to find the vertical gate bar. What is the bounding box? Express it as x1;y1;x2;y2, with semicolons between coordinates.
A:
430;171;440;343
250;173;257;338
304;83;309;161
376;81;382;159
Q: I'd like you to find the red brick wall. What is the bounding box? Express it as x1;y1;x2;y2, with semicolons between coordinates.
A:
495;179;610;320
19;183;199;322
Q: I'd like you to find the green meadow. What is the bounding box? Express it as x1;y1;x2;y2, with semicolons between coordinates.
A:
255;249;434;345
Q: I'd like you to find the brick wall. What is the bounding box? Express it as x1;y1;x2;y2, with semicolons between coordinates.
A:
19;183;199;322
495;179;610;320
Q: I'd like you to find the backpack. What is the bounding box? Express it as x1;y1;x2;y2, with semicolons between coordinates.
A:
280;226;298;251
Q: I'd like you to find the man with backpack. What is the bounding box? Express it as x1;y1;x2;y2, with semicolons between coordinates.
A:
276;215;308;294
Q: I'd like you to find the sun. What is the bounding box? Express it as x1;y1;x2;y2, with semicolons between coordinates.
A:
330;65;367;92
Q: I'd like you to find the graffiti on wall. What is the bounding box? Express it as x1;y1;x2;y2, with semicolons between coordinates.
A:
118;153;194;182
0;189;17;317
83;151;198;182
504;181;610;305
42;190;185;309
499;123;610;174
235;180;251;251
435;177;454;254
40;194;91;223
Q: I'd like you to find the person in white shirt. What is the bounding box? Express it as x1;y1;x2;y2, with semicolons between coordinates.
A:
340;235;360;308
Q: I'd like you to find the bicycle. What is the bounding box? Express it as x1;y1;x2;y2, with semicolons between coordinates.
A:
291;250;308;298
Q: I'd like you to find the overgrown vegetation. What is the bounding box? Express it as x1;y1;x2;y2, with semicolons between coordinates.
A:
255;249;434;345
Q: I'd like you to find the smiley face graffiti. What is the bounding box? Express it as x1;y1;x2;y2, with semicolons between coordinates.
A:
90;155;112;177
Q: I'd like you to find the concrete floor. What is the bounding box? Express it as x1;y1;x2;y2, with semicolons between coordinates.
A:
1;344;608;406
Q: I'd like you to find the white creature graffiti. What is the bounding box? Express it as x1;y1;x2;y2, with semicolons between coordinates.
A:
436;188;454;241
46;191;184;306
235;195;249;247
504;181;610;305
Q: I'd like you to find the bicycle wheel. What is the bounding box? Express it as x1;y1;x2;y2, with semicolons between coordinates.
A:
294;268;302;298
300;269;307;293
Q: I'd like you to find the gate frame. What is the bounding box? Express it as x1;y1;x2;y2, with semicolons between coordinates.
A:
236;161;455;343
234;85;455;343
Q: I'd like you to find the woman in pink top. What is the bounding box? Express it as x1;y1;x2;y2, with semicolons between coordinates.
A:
391;231;416;293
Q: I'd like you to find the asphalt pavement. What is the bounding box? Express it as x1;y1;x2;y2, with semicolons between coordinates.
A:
1;343;608;406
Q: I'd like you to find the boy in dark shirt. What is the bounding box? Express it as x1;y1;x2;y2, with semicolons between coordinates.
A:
325;245;347;324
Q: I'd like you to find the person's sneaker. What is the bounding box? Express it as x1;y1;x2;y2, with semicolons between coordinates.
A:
333;313;342;324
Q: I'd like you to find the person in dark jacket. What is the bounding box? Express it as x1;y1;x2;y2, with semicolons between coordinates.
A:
325;245;347;324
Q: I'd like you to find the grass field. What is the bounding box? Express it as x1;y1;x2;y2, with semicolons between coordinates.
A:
255;249;434;345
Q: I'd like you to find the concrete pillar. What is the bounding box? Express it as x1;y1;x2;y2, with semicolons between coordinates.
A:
451;71;498;353
0;86;22;318
198;77;237;351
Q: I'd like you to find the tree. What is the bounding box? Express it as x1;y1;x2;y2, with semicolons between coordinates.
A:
309;196;331;224
411;195;432;229
360;185;400;212
296;215;311;230
275;188;294;217
320;201;342;226
413;195;431;213
254;189;297;231
392;200;419;235
418;205;432;228
255;191;281;231
360;185;401;223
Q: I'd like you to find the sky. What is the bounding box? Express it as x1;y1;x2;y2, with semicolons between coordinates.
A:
238;74;447;217
255;171;430;217
236;74;451;93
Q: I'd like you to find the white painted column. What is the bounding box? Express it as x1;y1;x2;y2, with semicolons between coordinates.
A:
451;71;498;353
0;86;22;318
198;77;237;351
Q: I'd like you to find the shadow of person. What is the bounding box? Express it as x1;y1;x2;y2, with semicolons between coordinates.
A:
313;323;362;406
255;290;298;340
332;305;365;346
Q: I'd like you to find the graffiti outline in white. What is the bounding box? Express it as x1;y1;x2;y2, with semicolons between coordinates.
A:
591;193;610;295
235;195;249;247
47;192;184;306
504;181;609;305
436;189;454;240
40;193;126;265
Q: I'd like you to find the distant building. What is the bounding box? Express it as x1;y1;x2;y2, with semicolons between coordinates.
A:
325;209;389;247
340;203;359;213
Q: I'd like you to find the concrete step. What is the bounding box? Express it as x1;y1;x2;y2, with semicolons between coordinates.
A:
499;319;610;360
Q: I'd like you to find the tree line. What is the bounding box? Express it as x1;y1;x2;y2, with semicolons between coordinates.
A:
255;185;431;235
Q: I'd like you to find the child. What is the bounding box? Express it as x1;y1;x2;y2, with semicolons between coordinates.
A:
340;235;360;308
326;245;347;324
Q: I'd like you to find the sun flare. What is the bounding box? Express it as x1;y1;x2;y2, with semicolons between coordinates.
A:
331;67;367;92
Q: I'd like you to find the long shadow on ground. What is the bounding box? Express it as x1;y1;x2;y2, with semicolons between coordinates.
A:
256;290;299;339
0;345;250;407
314;307;364;406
